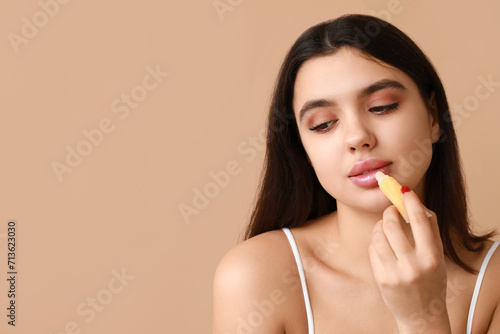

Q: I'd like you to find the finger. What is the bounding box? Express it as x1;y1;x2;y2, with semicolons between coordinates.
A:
422;208;444;254
423;209;440;236
369;220;391;279
370;219;397;263
401;188;440;252
368;242;386;280
382;206;413;259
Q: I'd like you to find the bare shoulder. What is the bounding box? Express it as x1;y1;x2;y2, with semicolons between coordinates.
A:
473;240;500;297
213;229;302;334
214;229;294;288
461;239;500;332
482;239;500;333
478;240;500;319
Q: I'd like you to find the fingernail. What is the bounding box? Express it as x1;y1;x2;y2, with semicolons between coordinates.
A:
401;186;411;194
425;210;433;218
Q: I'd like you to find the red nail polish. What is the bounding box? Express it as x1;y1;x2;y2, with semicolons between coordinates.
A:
401;186;411;194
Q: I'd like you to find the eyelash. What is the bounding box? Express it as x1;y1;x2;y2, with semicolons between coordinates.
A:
308;102;399;133
309;121;336;132
368;102;399;114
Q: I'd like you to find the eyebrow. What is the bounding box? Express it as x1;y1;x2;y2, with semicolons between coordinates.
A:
298;79;407;122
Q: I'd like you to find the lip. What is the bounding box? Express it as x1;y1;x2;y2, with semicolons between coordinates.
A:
348;159;392;187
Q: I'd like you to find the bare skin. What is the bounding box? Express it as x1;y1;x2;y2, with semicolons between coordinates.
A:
213;213;500;333
213;48;500;333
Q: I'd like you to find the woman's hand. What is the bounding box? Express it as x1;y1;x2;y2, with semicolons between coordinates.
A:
368;187;451;333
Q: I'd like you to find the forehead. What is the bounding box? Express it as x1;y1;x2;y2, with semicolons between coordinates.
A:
292;48;418;110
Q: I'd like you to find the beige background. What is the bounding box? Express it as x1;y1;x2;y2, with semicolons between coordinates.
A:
0;0;499;333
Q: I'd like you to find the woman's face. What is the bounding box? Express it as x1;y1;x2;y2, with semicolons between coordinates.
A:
293;47;440;214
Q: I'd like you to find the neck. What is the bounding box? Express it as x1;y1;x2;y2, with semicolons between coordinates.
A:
337;202;381;258
328;202;413;279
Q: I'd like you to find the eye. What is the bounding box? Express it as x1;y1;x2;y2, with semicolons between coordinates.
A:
369;102;399;114
309;120;336;133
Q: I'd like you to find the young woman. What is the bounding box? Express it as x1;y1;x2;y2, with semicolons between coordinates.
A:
213;14;499;333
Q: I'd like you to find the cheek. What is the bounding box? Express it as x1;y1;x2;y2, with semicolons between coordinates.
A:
301;137;343;189
390;115;434;179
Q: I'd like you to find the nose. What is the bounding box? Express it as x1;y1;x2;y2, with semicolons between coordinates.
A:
344;116;376;153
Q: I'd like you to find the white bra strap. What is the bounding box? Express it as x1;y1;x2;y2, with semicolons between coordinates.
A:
282;227;314;334
466;241;500;334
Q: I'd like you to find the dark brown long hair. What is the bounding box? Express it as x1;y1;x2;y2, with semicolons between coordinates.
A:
245;14;494;272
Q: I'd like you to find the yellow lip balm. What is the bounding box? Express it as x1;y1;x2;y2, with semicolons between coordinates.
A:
375;171;409;223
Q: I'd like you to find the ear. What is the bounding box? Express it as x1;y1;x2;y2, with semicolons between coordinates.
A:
428;92;441;143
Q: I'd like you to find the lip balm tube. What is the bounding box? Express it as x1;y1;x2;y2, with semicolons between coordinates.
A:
375;171;410;223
